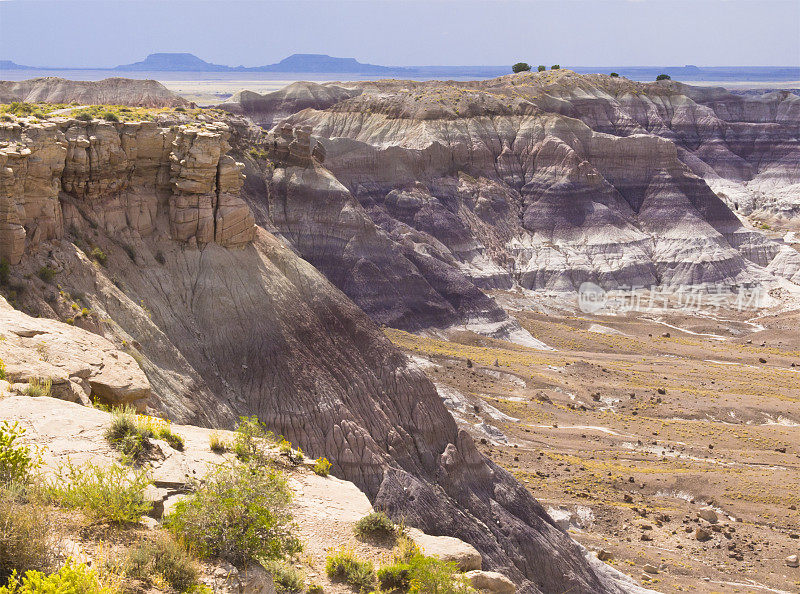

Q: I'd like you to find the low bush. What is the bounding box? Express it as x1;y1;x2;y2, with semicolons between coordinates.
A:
90;247;108;266
325;549;375;593
44;460;151;523
511;62;531;73
312;457;331;477
306;585;323;593
263;560;304;593
278;439;303;465
105;406;152;463
537;65;546;72
551;64;560;70
166;462;300;566
0;491;57;582
610;72;619;77
1;560;115;593
354;511;395;540
233;415;273;462
125;535;199;592
22;377;52;398
101;111;119;122
656;73;671;81
0;421;38;485
377;563;411;591
0;357;5;381
385;537;474;593
36;266;56;283
209;431;229;453
157;426;184;451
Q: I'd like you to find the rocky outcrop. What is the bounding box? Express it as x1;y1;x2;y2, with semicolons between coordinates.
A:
0;117;254;264
0;297;150;409
0;77;190;107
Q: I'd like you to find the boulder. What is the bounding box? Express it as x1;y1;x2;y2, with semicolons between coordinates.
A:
698;508;718;524
208;562;276;594
406;527;482;571
465;570;516;593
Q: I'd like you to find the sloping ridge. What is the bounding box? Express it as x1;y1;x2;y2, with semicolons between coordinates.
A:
0;77;190;107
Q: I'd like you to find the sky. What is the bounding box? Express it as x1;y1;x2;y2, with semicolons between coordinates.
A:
1;0;798;68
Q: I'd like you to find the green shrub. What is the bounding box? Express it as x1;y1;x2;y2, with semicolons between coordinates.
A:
105;406;152;463
157;426;184;451
610;72;619;77
0;421;37;486
36;266;56;283
209;431;229;453
551;64;560;70
74;111;94;122
656;73;671;81
0;560;115;593
90;247;108;266
278;439;303;465
386;537;473;593
312;457;331;477
101;111;119;122
125;535;199;592
511;62;531;73
264;560;304;593
44;460;151;523
23;378;51;398
307;585;323;593
325;549;375;592
0;491;57;582
0;259;9;285
354;511;395;540
377;563;411;591
233;415;274;462
166;462;300;566
0;358;5;381
537;65;546;72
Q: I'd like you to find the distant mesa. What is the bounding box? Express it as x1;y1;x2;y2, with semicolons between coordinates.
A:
114;52;399;74
114;52;233;72
0;60;35;70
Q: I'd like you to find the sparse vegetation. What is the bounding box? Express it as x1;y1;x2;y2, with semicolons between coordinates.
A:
43;460;152;523
0;490;57;581
1;560;115;593
0;421;38;485
537;65;546;72
209;431;229;453
325;549;376;592
125;535;199;592
551;64;560;70
264;560;305;593
354;511;396;540
233;415;274;462
100;111;120;122
511;62;531;73
278;439;304;465
22;378;51;398
36;266;56;283
165;462;300;566
0;259;9;285
313;457;332;477
383;536;474;593
90;246;108;266
105;406;184;461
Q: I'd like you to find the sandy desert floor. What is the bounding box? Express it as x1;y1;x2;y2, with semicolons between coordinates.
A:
387;297;800;593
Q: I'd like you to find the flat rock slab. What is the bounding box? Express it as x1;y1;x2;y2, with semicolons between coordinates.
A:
406;527;482;571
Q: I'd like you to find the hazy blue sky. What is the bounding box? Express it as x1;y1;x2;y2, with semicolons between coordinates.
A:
1;0;798;68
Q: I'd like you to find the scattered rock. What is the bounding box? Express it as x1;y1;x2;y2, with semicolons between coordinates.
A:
464;570;516;593
786;555;799;568
696;527;712;542
406;528;482;571
698;508;718;524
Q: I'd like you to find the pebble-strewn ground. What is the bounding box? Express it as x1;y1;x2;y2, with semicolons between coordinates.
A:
388;302;800;593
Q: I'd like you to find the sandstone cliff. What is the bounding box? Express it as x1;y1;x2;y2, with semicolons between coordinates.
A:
0;77;189;107
0;110;630;593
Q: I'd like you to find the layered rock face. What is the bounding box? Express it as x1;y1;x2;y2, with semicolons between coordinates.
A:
244;72;799;300
0;77;190;107
0;117;254;265
0;111;629;592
